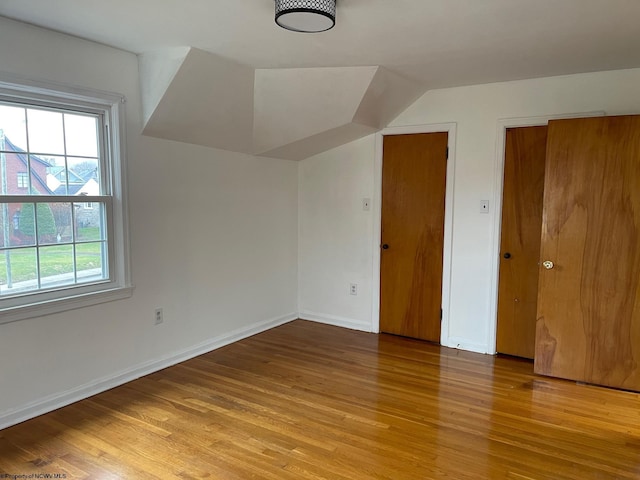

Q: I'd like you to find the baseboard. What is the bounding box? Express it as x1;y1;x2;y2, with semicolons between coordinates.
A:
0;312;297;431
299;310;372;332
445;336;490;354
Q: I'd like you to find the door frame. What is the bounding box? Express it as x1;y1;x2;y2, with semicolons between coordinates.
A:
487;112;605;354
371;123;457;346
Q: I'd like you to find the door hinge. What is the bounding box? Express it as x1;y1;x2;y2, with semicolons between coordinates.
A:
440;308;443;320
446;146;449;159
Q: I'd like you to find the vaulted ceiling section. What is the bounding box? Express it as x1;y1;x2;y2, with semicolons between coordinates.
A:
139;48;424;160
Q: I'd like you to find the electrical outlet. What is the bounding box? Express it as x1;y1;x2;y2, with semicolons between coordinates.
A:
155;308;164;325
350;283;358;296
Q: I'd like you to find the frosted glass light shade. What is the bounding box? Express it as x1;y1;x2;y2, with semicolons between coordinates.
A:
275;0;336;33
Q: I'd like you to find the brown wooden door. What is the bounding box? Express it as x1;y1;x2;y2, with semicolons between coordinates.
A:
496;126;547;359
380;132;448;342
535;115;640;391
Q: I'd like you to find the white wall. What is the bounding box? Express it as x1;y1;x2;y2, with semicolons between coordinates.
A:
299;67;640;352
0;18;298;427
298;136;376;330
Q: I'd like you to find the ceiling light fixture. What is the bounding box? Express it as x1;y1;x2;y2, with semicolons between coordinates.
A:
275;0;336;33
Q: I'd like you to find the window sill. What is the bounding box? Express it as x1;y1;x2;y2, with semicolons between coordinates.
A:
0;285;134;325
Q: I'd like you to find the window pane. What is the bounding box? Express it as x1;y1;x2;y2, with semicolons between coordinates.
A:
68;157;101;195
31;203;58;245
0;203;36;247
75;202;105;241
10;203;36;245
76;242;106;283
39;244;74;289
36;155;66;195
0;149;41;197
0;105;28;151
64;114;98;157
27;108;65;155
28;153;57;195
0;248;38;295
40;202;73;245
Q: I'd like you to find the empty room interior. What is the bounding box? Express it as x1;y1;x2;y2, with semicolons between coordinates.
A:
1;1;640;478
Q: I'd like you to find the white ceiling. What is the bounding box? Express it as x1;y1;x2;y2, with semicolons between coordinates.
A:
2;0;640;89
3;1;640;158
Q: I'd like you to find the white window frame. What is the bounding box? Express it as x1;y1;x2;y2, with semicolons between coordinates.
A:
0;73;133;324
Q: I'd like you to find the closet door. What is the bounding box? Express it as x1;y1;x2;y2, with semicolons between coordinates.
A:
380;132;448;342
496;126;547;359
535;115;640;391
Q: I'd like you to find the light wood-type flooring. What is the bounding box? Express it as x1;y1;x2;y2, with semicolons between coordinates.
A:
1;320;639;479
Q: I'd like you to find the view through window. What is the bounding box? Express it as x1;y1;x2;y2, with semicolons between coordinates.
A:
0;103;109;298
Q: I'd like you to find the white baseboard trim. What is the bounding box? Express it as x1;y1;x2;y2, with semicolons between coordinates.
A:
0;312;297;431
445;336;490;355
299;310;372;332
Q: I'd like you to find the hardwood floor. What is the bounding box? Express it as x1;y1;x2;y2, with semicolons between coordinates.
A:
1;320;639;479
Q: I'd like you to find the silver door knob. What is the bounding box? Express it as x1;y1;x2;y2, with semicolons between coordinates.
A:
542;261;554;270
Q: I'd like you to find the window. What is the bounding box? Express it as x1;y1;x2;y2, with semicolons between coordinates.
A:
0;74;132;323
17;172;28;189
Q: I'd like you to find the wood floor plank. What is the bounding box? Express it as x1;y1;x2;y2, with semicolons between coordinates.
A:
1;320;639;479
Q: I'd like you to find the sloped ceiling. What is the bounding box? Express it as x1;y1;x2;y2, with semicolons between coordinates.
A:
140;48;255;154
140;48;424;160
138;47;190;127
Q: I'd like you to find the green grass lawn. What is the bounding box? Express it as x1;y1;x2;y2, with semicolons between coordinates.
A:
77;226;102;242
0;242;104;284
